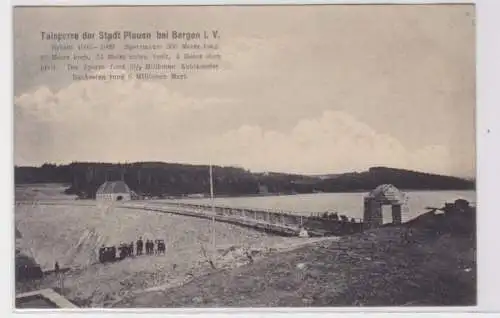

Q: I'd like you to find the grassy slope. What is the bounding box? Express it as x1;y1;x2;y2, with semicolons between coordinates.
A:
116;211;476;307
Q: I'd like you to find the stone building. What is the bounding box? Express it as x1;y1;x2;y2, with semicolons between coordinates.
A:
363;184;406;229
95;180;132;201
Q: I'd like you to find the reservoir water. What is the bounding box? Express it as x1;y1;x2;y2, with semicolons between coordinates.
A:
161;190;475;223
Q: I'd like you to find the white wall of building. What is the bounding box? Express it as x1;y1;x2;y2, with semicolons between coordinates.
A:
96;193;131;201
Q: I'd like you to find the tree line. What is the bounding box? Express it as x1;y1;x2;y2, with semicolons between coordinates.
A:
14;162;475;199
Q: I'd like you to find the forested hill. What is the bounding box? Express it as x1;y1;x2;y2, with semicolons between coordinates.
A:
14;163;474;198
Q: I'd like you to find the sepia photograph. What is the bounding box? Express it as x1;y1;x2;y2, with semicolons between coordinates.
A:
13;4;476;309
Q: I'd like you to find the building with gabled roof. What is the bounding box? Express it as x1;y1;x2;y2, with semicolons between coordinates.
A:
96;180;132;201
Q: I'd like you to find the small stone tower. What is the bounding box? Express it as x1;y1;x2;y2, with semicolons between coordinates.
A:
363;184;406;229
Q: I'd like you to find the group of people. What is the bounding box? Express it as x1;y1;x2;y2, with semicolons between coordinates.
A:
311;211;357;223
99;245;119;263
98;237;166;264
136;237;166;256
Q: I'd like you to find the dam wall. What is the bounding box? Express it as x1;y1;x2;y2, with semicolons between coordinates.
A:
16;200;365;237
152;201;364;237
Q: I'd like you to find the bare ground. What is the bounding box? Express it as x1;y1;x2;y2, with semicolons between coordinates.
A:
114;212;476;307
15;202;333;307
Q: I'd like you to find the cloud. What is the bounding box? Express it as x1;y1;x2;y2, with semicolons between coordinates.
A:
14;78;235;165
202;111;453;175
14;79;454;175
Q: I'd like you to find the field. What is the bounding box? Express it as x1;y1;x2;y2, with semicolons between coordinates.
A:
15;199;331;307
15;183;77;201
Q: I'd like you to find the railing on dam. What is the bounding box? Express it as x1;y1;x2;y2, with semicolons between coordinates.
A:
124;201;365;237
121;202;303;236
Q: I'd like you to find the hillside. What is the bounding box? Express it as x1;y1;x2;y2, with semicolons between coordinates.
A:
317;167;474;192
115;208;476;307
14;162;474;199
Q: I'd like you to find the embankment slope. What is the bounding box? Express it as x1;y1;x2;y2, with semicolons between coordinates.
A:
16;203;334;307
117;211;476;307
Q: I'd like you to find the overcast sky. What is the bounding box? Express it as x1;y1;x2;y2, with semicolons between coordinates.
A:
13;5;475;177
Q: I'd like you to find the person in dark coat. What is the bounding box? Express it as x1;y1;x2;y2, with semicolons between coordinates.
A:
54;261;60;274
128;242;134;257
157;240;166;255
136;237;144;256
147;240;154;255
119;243;128;259
110;246;117;261
99;245;106;263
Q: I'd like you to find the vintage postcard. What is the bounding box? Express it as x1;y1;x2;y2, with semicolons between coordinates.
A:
13;4;476;309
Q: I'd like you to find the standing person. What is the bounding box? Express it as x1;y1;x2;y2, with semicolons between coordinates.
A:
136;237;143;256
148;240;153;255
129;242;134;257
99;245;106;263
118;243;127;260
110;246;117;261
157;240;166;255
54;261;63;295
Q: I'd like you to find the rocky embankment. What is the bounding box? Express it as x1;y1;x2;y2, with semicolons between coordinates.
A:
115;207;476;307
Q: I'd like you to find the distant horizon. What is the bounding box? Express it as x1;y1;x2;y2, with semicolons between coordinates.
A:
14;160;475;180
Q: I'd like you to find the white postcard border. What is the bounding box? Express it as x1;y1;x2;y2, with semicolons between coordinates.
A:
2;0;498;316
